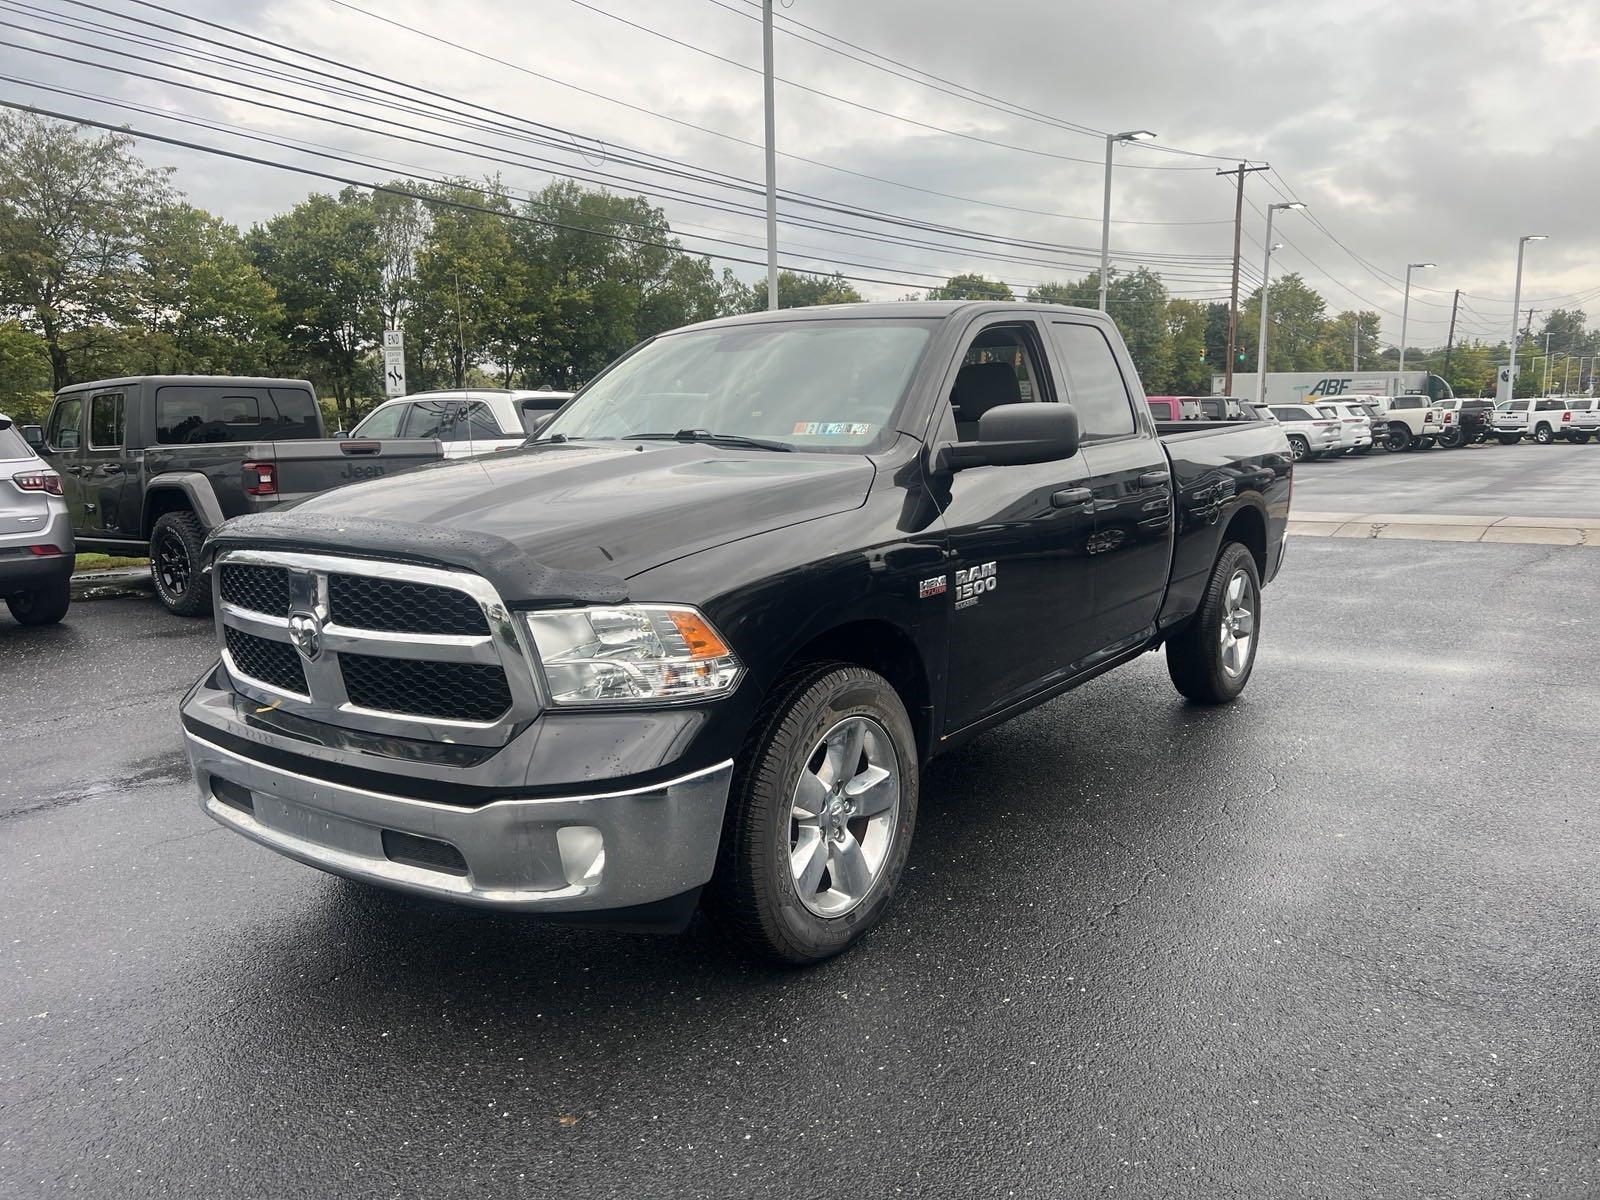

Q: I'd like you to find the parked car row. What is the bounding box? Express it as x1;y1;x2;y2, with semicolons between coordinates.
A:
11;378;575;619
1148;392;1600;462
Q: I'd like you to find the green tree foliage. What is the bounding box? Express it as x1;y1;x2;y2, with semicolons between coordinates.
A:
928;273;1013;301
1239;273;1328;371
133;203;282;375
0;112;174;387
0;320;52;422
248;188;383;425
1163;300;1211;394
729;270;863;313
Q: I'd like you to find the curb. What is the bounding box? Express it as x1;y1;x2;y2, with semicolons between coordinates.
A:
1289;511;1600;547
72;566;154;600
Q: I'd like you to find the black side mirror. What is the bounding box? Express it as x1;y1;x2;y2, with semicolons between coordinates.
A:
21;424;44;450
937;402;1081;471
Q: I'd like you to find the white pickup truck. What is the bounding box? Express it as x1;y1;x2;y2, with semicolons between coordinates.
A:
1368;394;1444;451
1493;397;1599;445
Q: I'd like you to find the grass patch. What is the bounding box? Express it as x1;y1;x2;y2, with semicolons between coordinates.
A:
75;552;148;574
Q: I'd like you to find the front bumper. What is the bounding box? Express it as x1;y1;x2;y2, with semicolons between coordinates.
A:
181;675;736;916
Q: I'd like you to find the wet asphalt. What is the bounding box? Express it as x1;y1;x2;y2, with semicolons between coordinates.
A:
3;536;1598;1199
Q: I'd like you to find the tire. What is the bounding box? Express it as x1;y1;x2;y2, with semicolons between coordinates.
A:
149;511;212;617
706;662;919;965
1286;435;1309;462
1438;427;1465;449
1166;542;1261;705
1384;426;1412;452
1574;433;1592;445
6;576;71;625
1534;424;1554;445
1415;436;1436;450
1498;435;1520;446
1351;445;1374;455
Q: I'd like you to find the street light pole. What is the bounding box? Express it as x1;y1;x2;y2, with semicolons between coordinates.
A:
1098;130;1156;311
761;0;778;311
1508;235;1548;401
1398;261;1435;382
1543;332;1553;395
1254;201;1305;405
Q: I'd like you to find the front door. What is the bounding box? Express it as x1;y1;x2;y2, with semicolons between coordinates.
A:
43;394;88;527
81;390;134;538
932;315;1100;733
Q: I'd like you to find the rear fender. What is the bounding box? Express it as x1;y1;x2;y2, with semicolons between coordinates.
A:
142;472;225;536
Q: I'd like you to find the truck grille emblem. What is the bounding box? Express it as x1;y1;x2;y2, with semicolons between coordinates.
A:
287;611;324;662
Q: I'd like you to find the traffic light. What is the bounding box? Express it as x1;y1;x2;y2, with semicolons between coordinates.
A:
1235;346;1246;364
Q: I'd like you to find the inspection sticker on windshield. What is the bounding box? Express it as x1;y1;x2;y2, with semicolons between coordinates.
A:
792;421;871;436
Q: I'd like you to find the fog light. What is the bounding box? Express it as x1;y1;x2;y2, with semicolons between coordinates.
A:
556;825;605;887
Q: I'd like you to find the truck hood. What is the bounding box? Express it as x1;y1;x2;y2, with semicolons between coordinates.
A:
210;441;874;601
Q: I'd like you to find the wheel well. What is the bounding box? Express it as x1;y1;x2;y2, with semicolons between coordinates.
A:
1222;505;1267;578
784;620;932;761
142;489;193;538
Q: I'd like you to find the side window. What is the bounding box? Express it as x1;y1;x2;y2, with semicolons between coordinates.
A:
1316;406;1338;418
946;323;1052;441
89;392;124;449
401;401;455;440
460;401;503;441
1050;322;1136;441
49;397;83;451
1268;406;1299;422
351;403;406;438
155;386;271;444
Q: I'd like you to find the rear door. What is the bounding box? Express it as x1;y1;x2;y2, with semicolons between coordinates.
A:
1047;318;1174;652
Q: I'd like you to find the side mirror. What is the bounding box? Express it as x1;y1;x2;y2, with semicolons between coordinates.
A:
21;424;43;449
332;430;350;439
937;402;1080;471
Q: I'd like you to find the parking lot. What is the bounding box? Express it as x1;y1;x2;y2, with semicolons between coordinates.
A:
4;464;1599;1198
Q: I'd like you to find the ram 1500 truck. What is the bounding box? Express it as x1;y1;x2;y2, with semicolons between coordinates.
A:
178;303;1292;963
30;376;443;615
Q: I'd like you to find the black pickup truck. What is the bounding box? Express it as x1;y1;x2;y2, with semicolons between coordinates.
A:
178;303;1291;963
28;376;442;614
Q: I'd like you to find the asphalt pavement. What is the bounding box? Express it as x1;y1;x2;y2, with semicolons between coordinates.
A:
1290;439;1600;518
4;538;1598;1197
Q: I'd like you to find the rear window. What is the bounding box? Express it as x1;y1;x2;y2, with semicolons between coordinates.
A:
1391;395;1425;407
1509;401;1529;412
155;385;321;444
0;424;31;459
1535;399;1567;411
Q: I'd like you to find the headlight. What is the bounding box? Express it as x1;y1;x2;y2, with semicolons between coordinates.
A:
523;605;743;706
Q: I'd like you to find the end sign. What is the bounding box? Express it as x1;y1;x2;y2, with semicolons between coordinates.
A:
382;329;406;398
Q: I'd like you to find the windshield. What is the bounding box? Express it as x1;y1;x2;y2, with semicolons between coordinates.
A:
541;319;937;452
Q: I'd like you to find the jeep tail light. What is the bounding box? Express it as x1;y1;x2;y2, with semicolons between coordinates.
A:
243;461;277;496
12;470;62;496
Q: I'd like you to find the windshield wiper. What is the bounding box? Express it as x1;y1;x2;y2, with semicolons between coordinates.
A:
625;428;794;452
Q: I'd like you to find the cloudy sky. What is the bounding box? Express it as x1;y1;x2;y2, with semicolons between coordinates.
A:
3;0;1597;346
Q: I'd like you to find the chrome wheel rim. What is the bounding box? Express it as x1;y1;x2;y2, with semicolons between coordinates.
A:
787;715;901;918
1219;569;1256;679
1289;438;1305;461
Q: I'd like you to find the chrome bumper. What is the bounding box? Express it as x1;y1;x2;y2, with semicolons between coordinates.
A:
184;729;734;912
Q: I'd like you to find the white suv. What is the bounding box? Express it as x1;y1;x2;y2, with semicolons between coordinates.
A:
1267;403;1342;461
1312;401;1375;455
1492;397;1595;445
348;389;573;458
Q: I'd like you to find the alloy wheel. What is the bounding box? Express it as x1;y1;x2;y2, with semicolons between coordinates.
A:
155;530;190;599
1218;569;1256;679
787;715;901;918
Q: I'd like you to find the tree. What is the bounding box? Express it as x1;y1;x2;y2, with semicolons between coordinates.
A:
0;321;51;423
249;188;383;426
1318;310;1382;371
729;270;862;313
1164;299;1211;394
1105;268;1171;391
928;273;1012;301
131;203;282;375
1026;276;1098;308
412;181;520;388
0;112;175;388
1239;273;1327;371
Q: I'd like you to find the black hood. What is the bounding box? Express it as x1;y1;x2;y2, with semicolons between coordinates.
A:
209;441;874;604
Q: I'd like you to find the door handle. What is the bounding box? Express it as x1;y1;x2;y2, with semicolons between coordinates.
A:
100;463;123;475
1137;470;1168;490
1051;487;1093;509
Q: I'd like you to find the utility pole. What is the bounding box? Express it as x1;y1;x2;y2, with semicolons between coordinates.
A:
1217;162;1270;394
1508;236;1547;403
1353;320;1359;371
761;0;778;311
1563;355;1573;395
1443;288;1461;376
1543;332;1553;395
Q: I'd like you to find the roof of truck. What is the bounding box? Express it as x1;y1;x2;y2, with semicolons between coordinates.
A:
675;300;1113;333
54;375;315;395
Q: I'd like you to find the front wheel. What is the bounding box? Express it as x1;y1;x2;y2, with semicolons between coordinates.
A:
1166;542;1262;705
150;511;212;617
707;663;919;964
6;576;71;625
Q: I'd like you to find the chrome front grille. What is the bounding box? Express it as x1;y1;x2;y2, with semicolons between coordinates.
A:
213;549;540;746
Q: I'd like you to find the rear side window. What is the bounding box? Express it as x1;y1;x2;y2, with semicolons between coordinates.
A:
402;399;503;442
155;385;320;443
1050;322;1136;440
49;397;82;450
1269;406;1304;422
89;392;124;448
0;425;31;459
1317;406;1339;418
